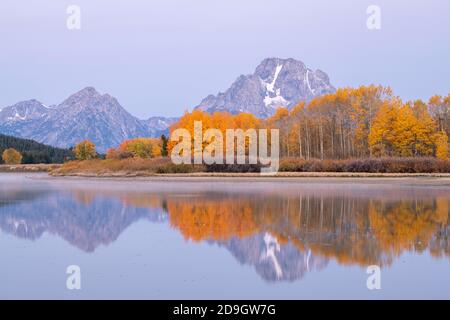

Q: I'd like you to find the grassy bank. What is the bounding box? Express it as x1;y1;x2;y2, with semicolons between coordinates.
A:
0;164;62;172
50;158;203;176
49;157;450;177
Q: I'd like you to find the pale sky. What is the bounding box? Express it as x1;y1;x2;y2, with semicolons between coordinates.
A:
0;0;449;118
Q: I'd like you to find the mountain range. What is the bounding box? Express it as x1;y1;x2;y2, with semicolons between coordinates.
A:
0;57;335;152
0;88;177;152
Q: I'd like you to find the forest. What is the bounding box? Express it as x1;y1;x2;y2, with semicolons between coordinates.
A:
0;134;74;164
169;86;449;160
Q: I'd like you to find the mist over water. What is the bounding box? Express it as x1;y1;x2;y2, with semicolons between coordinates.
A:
0;174;449;299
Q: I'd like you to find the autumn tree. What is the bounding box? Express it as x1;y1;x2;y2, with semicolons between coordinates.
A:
369;99;439;157
353;86;393;156
105;148;120;160
391;103;419;156
286;102;306;158
168;110;261;159
411;100;436;156
74;140;97;160
267;108;290;157
2;148;22;164
161;135;169;157
168;110;214;156
428;95;449;137
435;131;448;159
169;87;448;161
368;100;399;156
266;86;392;160
118;138;161;158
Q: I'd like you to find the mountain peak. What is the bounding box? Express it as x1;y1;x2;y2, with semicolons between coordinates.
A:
78;86;100;95
58;86;111;111
195;57;335;117
0;99;49;123
256;57;305;69
69;86;101;100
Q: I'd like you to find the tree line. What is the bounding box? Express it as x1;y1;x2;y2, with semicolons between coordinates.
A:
0;134;74;164
12;85;445;165
169;86;449;160
272;86;448;159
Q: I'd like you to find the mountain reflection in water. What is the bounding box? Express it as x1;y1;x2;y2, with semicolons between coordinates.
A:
0;177;449;283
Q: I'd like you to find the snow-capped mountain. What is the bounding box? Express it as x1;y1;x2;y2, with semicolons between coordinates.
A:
0;187;328;280
0;188;168;252
144;116;179;137
0;87;176;152
0;58;335;151
220;232;328;282
0;99;52;123
195;58;336;117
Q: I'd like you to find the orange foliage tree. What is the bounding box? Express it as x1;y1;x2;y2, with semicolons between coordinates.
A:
107;138;162;159
74;140;97;160
168;86;448;160
2;148;22;164
168;110;260;157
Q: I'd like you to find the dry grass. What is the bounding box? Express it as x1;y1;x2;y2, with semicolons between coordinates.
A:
0;164;61;172
50;156;450;177
51;157;204;176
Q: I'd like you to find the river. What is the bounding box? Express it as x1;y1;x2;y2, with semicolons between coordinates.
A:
0;173;449;299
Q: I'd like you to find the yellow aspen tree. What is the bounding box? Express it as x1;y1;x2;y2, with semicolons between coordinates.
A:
368;100;399;156
232;112;260;155
392;103;417;156
435;131;448;159
428;95;449;136
267;108;290;157
2;148;22;164
74;140;96;160
411;100;436;156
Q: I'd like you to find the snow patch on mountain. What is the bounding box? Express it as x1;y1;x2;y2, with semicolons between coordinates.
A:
195;57;336;117
8;113;26;121
305;69;314;94
262;64;288;108
263;93;288;108
264;64;283;93
262;232;283;279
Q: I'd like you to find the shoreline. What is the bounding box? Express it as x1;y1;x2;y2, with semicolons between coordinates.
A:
3;172;450;189
43;172;450;187
0;164;61;172
48;171;450;178
0;168;448;178
1;165;450;182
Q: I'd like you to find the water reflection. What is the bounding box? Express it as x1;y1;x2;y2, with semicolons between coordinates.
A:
0;180;449;282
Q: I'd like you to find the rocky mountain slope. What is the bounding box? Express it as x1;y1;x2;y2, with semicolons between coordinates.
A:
0;58;335;151
0;87;175;152
195;57;335;117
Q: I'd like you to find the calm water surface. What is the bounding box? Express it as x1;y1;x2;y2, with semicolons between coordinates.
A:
0;173;449;299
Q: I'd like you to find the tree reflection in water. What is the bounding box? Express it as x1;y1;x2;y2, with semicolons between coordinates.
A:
0;184;448;282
